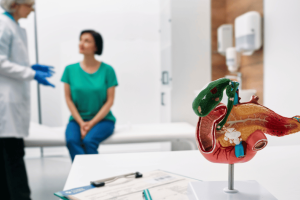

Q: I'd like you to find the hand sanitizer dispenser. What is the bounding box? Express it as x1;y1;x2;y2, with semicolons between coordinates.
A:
235;11;262;55
226;47;240;72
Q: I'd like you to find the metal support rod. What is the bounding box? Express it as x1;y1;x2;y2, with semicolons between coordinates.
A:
228;164;234;190
34;9;42;124
40;147;44;158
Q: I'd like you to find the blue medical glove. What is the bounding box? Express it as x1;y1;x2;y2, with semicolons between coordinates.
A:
34;71;55;88
31;64;55;77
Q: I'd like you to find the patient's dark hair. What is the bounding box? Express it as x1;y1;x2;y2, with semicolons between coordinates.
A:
80;30;103;55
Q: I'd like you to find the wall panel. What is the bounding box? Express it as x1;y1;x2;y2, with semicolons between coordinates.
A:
211;0;264;104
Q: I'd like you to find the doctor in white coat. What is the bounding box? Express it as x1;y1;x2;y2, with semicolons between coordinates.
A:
0;0;54;199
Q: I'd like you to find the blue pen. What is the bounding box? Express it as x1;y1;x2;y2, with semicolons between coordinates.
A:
143;189;153;200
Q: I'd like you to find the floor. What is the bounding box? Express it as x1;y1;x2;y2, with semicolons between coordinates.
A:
25;157;71;200
24;142;171;200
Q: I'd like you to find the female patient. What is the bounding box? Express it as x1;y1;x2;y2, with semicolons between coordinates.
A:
61;30;118;161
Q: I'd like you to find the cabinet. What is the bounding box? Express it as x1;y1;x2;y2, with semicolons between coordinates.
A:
160;0;172;122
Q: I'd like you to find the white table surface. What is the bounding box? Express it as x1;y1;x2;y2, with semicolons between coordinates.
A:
64;145;300;200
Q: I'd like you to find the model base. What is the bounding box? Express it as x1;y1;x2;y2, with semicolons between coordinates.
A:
188;181;277;200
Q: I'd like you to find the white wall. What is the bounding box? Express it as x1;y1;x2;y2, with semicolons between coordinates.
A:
1;0;211;127
264;0;300;145
33;0;161;126
171;0;211;125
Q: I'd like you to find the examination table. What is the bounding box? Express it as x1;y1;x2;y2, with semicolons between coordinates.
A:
25;122;197;156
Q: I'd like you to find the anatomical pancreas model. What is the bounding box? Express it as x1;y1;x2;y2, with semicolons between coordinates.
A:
193;78;300;164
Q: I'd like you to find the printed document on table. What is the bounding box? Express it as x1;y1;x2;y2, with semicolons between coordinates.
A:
111;178;198;200
59;170;200;200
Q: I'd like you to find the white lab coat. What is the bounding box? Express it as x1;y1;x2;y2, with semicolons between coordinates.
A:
0;14;35;138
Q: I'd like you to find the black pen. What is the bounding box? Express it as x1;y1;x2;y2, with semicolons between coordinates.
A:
91;172;143;187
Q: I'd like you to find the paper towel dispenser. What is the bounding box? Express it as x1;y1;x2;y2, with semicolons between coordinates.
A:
235;11;262;55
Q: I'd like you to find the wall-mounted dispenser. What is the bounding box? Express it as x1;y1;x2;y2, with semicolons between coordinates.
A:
235;11;262;55
217;24;233;55
226;47;240;72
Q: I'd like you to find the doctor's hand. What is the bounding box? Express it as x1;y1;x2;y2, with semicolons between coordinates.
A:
34;71;55;88
32;64;55;77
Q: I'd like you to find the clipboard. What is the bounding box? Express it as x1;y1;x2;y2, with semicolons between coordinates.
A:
54;170;201;200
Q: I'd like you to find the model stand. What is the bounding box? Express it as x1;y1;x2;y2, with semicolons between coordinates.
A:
188;164;277;200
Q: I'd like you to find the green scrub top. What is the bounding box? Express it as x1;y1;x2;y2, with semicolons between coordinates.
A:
61;62;118;122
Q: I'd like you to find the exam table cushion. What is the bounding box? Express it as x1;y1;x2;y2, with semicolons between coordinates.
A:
25;122;196;147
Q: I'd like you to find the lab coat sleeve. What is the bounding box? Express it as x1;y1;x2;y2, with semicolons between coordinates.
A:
0;21;35;81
